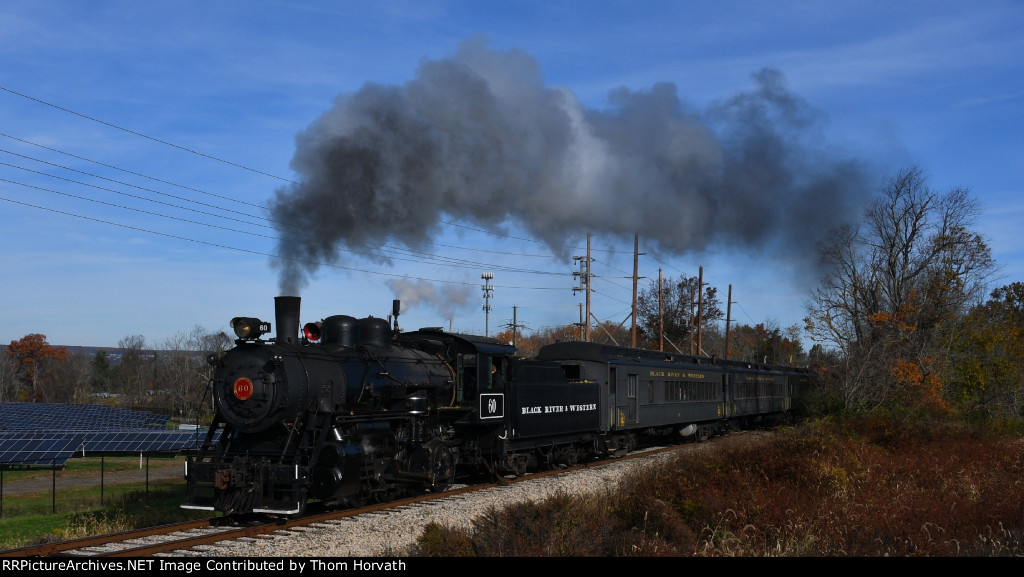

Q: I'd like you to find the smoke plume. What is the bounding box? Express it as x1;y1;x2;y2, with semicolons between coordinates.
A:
271;36;869;296
385;278;472;324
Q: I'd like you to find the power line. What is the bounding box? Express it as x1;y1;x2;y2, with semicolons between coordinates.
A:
0;194;572;291
0;85;297;185
0;85;658;321
0;132;269;210
0;177;276;239
0;87;610;262
0;138;577;263
0;175;573;278
0;161;273;230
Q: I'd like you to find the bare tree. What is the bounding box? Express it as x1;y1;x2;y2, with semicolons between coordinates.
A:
805;166;996;412
113;334;151;407
157;326;232;423
0;350;17;403
40;352;92;403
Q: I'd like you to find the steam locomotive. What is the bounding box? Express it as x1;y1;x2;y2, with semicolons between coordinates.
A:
182;296;813;516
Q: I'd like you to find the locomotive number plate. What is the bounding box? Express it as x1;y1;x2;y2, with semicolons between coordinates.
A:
233;377;254;401
479;393;504;419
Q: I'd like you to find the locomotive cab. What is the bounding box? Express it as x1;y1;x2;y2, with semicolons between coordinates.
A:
396;329;516;425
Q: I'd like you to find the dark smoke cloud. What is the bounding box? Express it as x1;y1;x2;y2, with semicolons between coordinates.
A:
271;36;870;295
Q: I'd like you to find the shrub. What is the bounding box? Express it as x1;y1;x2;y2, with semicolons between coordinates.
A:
411;416;1024;556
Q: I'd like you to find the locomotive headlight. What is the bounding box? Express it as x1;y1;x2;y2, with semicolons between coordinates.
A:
302;321;322;341
231;317;271;340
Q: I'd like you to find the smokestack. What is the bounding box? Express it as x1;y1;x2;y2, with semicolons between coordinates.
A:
275;296;301;344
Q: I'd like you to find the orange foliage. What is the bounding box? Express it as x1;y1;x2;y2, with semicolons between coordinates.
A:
888;358;950;413
492;328;515;345
867;308;917;333
5;333;69;402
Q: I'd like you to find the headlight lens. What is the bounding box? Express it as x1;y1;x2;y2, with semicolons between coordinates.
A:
230;317;270;340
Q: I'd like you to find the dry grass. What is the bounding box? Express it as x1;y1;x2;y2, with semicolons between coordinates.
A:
411;416;1024;557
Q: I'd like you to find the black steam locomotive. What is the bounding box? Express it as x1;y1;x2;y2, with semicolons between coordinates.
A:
182;296;814;516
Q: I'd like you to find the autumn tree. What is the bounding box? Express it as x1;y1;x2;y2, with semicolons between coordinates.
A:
501;324;580;358
727;321;805;365
5;334;69;402
945;282;1024;419
589;319;633;347
805;166;995;413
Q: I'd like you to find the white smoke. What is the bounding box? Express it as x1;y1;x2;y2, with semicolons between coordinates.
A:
385;278;472;323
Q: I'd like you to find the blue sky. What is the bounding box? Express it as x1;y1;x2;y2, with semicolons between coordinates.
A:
1;1;1021;349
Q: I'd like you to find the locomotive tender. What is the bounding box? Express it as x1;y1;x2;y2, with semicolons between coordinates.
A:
183;296;813;516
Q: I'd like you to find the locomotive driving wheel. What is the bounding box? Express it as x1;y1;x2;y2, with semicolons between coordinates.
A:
424;438;455;493
563;443;579;466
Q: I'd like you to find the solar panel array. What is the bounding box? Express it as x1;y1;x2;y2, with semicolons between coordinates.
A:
0;403;214;466
0;402;169;431
79;430;212;454
0;432;85;466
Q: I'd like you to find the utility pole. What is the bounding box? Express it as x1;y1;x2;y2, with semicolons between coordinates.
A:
507;306;526;347
689;283;696;355
572;234;593;342
631;234;639;348
724;284;734;360
696;266;704;356
481;272;494;337
658;268;664;352
512;306;517;346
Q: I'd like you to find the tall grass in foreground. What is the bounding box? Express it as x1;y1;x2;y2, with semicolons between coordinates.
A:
411;416;1024;556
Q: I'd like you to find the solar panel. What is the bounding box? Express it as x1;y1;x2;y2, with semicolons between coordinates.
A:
0;432;84;466
0;404;218;466
0;403;169;431
79;430;214;454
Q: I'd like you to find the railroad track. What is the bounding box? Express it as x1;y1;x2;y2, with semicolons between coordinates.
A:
0;438;754;557
0;482;492;558
0;464;612;556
